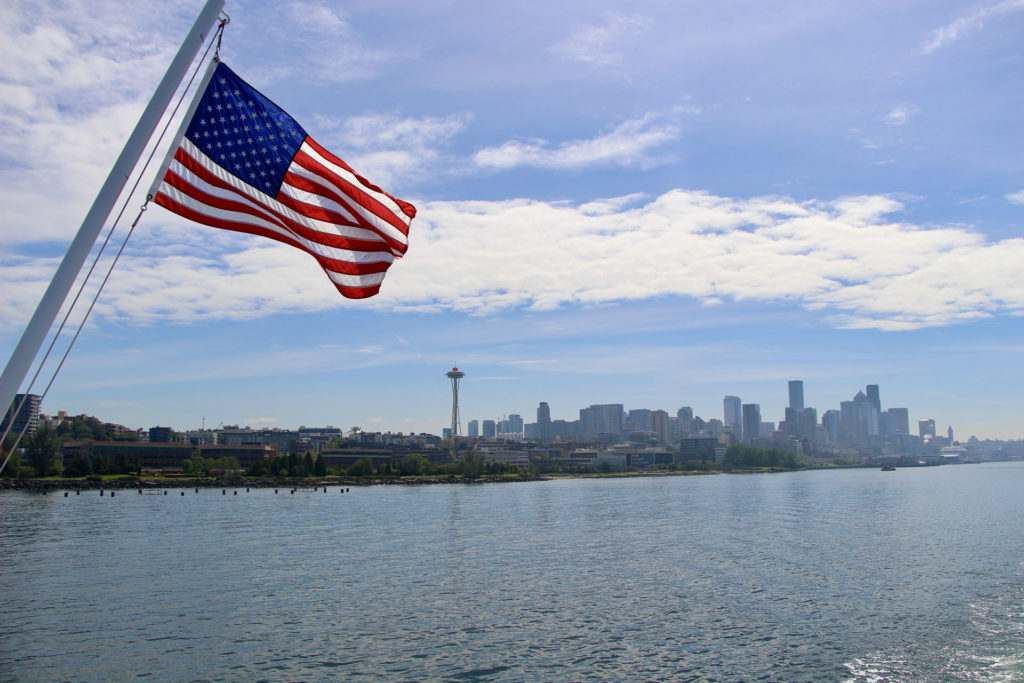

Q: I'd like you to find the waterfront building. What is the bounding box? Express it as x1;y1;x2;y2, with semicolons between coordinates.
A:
221;428;328;455
60;440;274;471
2;393;40;438
678;437;721;464
919;418;936;439
148;426;173;443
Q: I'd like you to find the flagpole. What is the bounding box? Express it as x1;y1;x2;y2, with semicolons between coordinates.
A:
0;0;225;425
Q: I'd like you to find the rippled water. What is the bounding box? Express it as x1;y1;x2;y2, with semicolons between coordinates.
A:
2;463;1023;681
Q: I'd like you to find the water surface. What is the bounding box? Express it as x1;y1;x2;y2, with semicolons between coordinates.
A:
2;463;1023;681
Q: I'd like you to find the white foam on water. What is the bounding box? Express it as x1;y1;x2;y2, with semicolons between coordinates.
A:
843;587;1024;683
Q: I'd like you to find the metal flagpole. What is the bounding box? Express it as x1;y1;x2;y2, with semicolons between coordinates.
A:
0;0;225;428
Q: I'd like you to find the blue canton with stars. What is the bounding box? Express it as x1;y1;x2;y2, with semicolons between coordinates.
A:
185;62;307;197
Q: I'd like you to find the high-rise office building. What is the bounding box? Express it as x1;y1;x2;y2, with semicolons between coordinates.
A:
507;414;524;437
467;419;479;438
741;404;761;444
866;384;881;413
537;402;551;440
676;406;694;436
627;409;652;432
724;396;742;428
887;408;909;435
919;418;936;439
788;381;804;411
482;419;496;438
651;410;669;445
580;404;624;439
822;410;840;443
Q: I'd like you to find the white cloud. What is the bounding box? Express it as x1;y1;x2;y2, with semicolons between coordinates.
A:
284;1;351;35
7;190;1021;334
550;14;652;66
1006;189;1024;205
922;0;1024;53
0;2;199;245
241;0;406;84
883;104;919;126
310;112;470;186
473;114;680;170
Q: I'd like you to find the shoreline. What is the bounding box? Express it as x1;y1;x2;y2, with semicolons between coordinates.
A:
0;468;824;492
0;474;551;492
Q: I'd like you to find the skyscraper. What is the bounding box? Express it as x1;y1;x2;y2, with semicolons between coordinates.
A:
788;380;804;410
723;396;741;427
580;404;624;440
888;408;909;435
508;414;524;437
537;402;551;440
651;410;670;445
742;404;761;444
467;419;479;438
866;384;881;413
627;409;652;432
822;409;840;443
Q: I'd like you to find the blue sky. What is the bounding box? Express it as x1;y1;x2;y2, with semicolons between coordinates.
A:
1;0;1022;439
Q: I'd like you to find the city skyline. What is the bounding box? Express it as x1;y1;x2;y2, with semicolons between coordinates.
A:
21;374;1002;445
2;2;1022;440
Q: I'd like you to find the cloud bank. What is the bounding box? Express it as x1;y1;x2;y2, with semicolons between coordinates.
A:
5;191;1021;333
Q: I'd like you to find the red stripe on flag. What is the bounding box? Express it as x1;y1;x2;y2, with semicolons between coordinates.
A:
290;148;411;248
154;190;392;279
304;137;417;221
169;150;396;256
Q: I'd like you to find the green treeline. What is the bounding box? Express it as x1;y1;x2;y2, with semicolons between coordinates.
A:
55;415;139;442
723;444;808;469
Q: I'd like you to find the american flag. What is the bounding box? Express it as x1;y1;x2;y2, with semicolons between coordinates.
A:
154;62;415;299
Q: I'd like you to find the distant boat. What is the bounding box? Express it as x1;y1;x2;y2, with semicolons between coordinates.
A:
881;465;896;471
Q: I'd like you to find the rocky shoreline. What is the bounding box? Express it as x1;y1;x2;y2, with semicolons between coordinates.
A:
0;474;548;492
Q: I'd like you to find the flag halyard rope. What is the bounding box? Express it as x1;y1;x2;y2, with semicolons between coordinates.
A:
0;19;229;475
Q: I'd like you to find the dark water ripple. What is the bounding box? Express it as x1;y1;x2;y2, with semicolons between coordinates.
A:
2;463;1023;681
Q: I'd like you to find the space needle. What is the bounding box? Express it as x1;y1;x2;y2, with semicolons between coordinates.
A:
446;366;465;441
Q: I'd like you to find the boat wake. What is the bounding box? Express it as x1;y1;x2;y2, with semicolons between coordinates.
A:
843;586;1024;682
